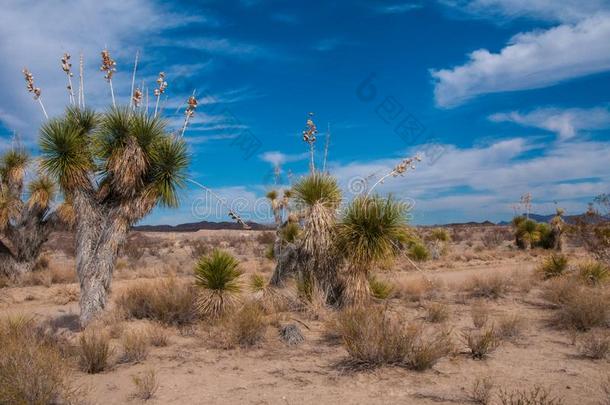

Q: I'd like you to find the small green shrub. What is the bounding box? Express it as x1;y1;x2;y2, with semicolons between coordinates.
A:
369;276;394;300
249;273;266;293
577;260;609;286
537;254;569;280
409;242;430;262
78;329;112;374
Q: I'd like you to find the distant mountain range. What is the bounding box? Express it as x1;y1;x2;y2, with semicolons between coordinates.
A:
132;213;609;233
133;220;272;232
497;213;610;226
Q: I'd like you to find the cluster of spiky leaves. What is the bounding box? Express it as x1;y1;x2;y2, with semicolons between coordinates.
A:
194;250;243;318
39;107;188;224
336;195;408;269
513;216;558;250
293;172;341;210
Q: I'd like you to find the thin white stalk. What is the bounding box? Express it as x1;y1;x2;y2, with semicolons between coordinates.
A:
129;50;139;109
79;53;85;108
180;116;191;138
154;95;160;117
67;75;75;105
37;97;49;119
145;86;149;114
109;79;116;108
367;171;395;197
309;143;315;175
322;123;330;173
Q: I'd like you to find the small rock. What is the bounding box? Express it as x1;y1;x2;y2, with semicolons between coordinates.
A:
279;324;304;346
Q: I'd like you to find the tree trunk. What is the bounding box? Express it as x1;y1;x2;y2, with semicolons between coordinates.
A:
74;191;129;327
269;240;299;287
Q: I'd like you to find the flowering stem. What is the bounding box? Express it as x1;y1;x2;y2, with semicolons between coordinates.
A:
367;171;395;197
129;51;139;109
309;143;315;175
37;98;49;119
154;95;160;117
67;76;75;105
109;79;116;108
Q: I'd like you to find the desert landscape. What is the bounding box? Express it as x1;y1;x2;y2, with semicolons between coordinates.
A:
1;221;609;404
1;1;610;404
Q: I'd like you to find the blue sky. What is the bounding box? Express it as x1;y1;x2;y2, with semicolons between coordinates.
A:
1;0;609;225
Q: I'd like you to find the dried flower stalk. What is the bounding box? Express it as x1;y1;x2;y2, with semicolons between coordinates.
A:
153;72;167;117
302;113;318;174
132;88;143;108
100;49;117;107
367;154;422;196
61;53;75;105
78;53;85;108
22;68;48;119
187;179;251;230
129;51;139;109
180;93;198;137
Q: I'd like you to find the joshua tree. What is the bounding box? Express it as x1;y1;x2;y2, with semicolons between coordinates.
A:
292;172;342;303
0;150;69;278
336;195;407;305
194;249;242;318
550;208;565;251
39;107;188;326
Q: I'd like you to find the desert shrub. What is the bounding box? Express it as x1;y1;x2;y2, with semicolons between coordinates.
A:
280;222;300;243
249;273;266;293
496;314;524;340
471;302;490;328
335;306;450;370
577;260;609;286
569;217;610;265
147;324;170;347
540;277;575;306
121;330;150;363
226;302;267;348
424;302;449;323
537;254;569;280
463;327;500;359
195;250;243;319
131;369;159;401
394;277;440;302
0;317;77;404
404;326;453;371
553;287;608;331
408;242;430;262
577;329;609;359
117;278;197;326
481;227;511;249
498;386;564;405
471;377;494;405
429;228;451;242
264;244;275;260
369;276;394;300
189;240;209;259
78;329;112;373
256;231;275;245
466;274;510;299
52;284;79;305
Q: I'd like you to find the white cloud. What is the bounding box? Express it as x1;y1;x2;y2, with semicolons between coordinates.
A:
375;2;422;14
443;0;610;23
489;106;610;140
431;14;610;107
329;138;610;223
259;151;308;167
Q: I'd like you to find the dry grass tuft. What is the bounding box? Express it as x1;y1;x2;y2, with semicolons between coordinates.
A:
335;306;451;370
497;386;564;405
577;260;609;286
577;329;610;359
552;287;608;331
78;328;112;374
369;276;394;300
471;301;490;329
394;277;441;303
0;316;78;404
220;301;268;349
131;368;159;401
470;377;494;405
52;284;79;305
116;278;198;326
147;323;170;347
463;327;500;359
465;274;511;299
121;330;150;363
424;302;450;323
496;313;525;340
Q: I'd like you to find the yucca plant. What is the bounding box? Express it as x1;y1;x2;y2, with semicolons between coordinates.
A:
537;254;569;279
577;260;609;286
194;250;243;318
515;218;541;249
0;150;70;278
336;195;408;305
39;106;188;326
292;172;342;303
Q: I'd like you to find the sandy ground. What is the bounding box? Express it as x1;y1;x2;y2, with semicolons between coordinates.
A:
1;227;608;404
